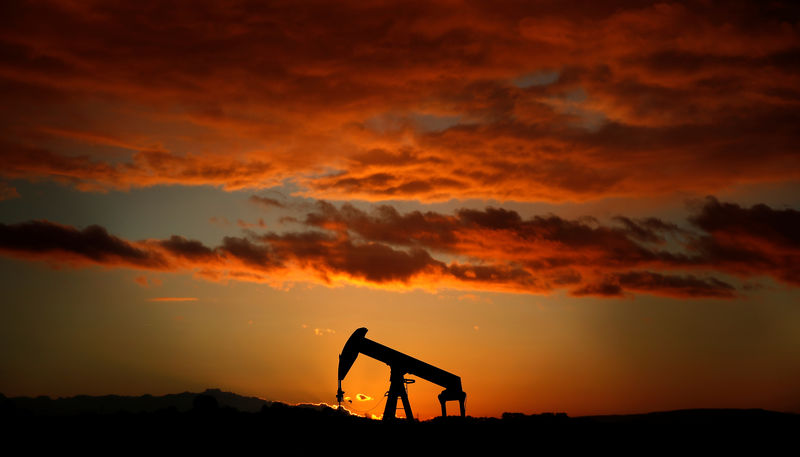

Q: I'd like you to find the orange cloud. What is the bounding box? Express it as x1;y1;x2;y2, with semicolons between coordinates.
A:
134;275;162;288
0;1;796;201
1;198;797;298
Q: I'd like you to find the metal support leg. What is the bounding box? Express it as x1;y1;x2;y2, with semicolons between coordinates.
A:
400;385;414;421
438;390;467;418
383;371;415;422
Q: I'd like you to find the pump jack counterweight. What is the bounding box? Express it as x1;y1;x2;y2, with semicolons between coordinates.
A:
337;327;466;422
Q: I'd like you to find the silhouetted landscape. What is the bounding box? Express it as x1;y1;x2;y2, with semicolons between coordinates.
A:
3;389;796;454
3;2;800;454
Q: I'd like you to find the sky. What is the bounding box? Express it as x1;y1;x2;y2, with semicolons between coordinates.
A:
1;0;799;419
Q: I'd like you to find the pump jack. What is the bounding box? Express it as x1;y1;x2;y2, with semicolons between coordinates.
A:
336;327;466;422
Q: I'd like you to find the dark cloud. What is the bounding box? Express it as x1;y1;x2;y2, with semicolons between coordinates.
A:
304;202;459;249
292;198;800;294
612;216;683;244
571;281;623;297
220;236;276;268
0;197;796;297
690;197;800;250
328;243;442;283
447;263;541;289
457;207;523;230
617;271;736;298
0;220;165;267
249;195;286;209
262;231;444;283
685;197;800;285
573;272;736;298
159;235;215;260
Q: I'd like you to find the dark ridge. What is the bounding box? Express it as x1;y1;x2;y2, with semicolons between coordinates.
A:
2;391;797;454
0;388;270;416
578;408;799;425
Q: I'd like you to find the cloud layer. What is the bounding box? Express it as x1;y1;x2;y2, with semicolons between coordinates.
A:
1;198;796;298
0;1;798;200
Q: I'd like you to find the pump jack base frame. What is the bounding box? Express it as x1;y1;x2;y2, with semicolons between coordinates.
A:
382;371;466;422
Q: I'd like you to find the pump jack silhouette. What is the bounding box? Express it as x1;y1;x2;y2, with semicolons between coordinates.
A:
336;327;466;421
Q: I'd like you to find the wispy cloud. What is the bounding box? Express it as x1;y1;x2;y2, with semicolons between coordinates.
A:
147;297;198;302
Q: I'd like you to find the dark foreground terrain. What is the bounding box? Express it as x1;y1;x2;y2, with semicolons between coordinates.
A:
2;389;797;455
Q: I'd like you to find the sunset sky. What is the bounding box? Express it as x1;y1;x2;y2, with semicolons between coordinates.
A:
1;0;799;419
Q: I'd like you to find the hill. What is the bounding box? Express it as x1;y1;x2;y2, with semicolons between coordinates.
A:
2;389;797;454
